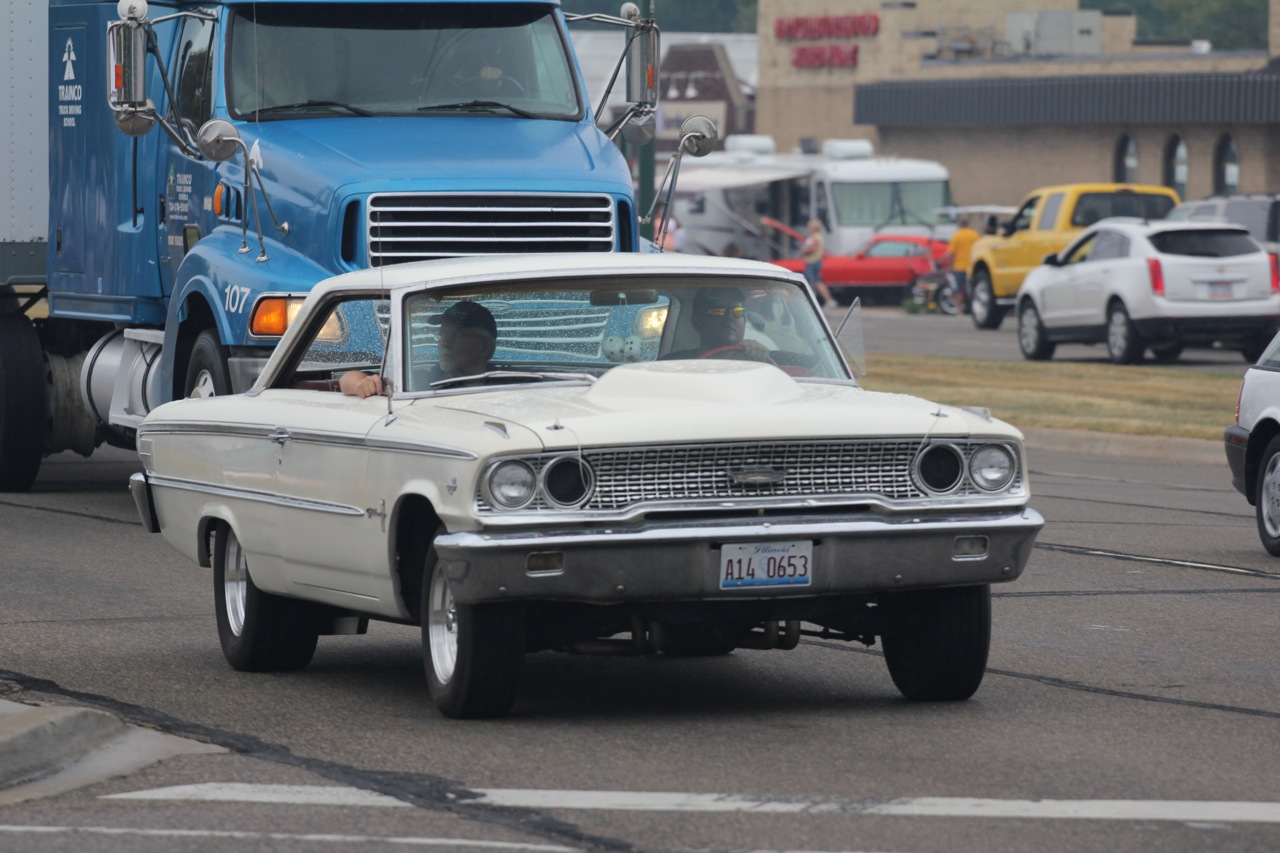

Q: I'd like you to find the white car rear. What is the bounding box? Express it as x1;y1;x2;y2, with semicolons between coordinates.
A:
1016;218;1280;363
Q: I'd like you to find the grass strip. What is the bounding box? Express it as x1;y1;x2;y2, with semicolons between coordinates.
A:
857;354;1242;441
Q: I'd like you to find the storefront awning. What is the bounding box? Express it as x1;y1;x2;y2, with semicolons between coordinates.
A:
670;164;812;195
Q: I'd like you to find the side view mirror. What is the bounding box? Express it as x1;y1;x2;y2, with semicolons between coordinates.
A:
107;0;155;136
196;119;241;162
623;5;659;107
1042;253;1060;266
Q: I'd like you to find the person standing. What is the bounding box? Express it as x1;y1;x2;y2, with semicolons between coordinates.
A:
945;215;981;312
800;218;835;308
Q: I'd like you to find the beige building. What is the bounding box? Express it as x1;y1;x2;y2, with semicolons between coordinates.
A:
753;0;1280;205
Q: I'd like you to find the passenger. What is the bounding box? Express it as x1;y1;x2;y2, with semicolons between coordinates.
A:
664;288;773;362
337;300;497;396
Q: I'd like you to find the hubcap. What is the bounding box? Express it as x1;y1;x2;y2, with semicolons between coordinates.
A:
427;569;459;685
223;533;249;637
1108;311;1128;356
972;283;990;322
1263;456;1280;538
189;369;217;399
1019;308;1039;352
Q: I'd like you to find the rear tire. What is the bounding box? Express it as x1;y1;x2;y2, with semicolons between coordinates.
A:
0;314;46;492
882;585;991;701
969;270;1004;330
214;524;320;672
1106;303;1144;364
1017;302;1055;361
422;549;525;718
185;329;232;398
1149;342;1183;363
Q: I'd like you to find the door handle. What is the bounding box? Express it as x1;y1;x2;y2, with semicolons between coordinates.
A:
268;429;291;445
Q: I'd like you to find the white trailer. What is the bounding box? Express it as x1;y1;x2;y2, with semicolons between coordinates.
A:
670;135;954;260
1;1;48;291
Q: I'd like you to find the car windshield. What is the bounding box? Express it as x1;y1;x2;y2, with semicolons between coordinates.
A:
1148;229;1260;258
228;3;581;120
830;180;953;227
397;277;851;393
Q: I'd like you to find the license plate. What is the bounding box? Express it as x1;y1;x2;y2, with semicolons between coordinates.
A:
719;541;813;589
1209;282;1233;299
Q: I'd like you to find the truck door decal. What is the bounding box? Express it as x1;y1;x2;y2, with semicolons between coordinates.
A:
57;38;83;128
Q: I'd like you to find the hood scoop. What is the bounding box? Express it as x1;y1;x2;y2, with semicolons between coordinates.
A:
584;361;804;410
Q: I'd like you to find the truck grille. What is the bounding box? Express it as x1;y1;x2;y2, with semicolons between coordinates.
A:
476;439;1024;513
366;193;615;266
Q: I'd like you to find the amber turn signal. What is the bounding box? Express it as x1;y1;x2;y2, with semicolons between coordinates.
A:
250;297;291;337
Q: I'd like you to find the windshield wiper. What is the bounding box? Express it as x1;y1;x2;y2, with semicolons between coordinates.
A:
254;100;374;117
416;100;541;119
430;370;597;390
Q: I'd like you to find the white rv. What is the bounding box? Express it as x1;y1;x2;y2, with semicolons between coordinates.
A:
670;136;954;259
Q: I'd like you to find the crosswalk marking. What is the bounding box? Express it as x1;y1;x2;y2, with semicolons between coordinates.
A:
103;783;1280;824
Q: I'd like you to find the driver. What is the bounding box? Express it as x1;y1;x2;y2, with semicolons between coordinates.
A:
665;288;773;362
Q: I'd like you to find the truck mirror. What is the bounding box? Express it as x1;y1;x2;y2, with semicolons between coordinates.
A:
196;120;242;162
624;17;659;106
107;0;155;136
620;111;655;146
678;115;717;157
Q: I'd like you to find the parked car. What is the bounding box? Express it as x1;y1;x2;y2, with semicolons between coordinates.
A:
1165;194;1280;255
1015;218;1280;364
770;233;950;305
1225;331;1280;555
130;253;1043;718
969;182;1181;330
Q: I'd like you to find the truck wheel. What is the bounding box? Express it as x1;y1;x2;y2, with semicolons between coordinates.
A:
422;549;525;718
214;523;320;672
969;271;1004;330
1106;302;1144;364
1255;435;1280;557
882;585;991;701
0;314;47;492
1017;302;1055;361
185;329;232;398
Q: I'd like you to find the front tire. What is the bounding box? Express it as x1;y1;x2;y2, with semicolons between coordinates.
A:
1255;436;1280;557
1106;302;1144;364
882;585;991;701
0;314;46;492
969;270;1004;330
1150;342;1183;363
185;329;232;398
422;550;525;718
214;524;320;672
1017;302;1055;361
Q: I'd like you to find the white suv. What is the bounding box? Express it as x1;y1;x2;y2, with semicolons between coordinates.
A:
1225;331;1280;555
1015;218;1280;364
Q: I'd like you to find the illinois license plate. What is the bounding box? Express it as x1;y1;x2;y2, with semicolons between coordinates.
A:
1209;282;1233;299
719;541;813;589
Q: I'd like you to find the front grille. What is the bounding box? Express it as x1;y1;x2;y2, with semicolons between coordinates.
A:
367;193;615;266
476;439;1024;514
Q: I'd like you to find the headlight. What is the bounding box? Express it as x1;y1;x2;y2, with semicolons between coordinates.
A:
969;444;1016;492
542;456;594;508
915;444;964;494
487;461;536;509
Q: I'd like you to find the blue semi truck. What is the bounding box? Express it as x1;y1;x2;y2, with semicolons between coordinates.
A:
0;0;665;491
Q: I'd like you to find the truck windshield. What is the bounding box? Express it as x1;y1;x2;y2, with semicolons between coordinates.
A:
228;3;582;121
830;180;953;228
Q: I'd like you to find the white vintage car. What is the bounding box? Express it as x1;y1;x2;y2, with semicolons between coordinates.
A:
130;253;1043;718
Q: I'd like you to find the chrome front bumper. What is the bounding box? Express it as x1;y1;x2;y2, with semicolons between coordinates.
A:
433;508;1045;605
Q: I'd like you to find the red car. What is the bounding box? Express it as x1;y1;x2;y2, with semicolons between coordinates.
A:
769;229;949;305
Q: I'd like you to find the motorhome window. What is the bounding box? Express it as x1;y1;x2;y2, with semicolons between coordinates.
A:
829;180;951;228
227;3;582;120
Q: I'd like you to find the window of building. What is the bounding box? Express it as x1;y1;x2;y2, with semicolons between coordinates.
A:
1163;135;1188;200
1214;135;1240;196
1113;135;1138;183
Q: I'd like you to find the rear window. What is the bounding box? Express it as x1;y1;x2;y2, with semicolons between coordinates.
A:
1148;229;1259;258
1071;192;1177;227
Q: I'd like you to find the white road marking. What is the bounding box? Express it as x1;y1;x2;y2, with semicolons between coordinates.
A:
0;825;575;851
101;783;1280;824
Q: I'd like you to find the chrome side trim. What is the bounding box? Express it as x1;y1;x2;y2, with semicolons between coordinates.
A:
147;474;364;517
138;421;474;459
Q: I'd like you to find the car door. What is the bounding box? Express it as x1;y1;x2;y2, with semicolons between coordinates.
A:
1037;231;1097;328
263;295;392;600
990;195;1041;294
857;238;921;286
1071;230;1130;327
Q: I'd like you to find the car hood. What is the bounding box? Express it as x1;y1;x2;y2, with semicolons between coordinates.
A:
418;360;1016;450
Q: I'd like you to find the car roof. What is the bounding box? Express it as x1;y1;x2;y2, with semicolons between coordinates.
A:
1087;217;1251;235
1028;182;1180;197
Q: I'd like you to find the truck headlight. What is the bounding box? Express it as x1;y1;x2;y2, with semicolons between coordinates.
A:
487;461;537;509
969;444;1015;491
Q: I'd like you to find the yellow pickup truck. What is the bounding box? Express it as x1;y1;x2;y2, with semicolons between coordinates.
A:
968;183;1181;329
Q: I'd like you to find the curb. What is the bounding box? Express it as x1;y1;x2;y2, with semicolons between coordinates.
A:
1021;427;1223;466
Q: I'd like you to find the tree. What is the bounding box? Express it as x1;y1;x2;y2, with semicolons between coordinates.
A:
1081;0;1266;50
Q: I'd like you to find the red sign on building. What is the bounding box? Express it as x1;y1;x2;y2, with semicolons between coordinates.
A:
775;14;878;68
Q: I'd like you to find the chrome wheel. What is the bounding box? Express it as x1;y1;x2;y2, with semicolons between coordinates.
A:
1261;453;1280;539
427;567;459;686
223;531;249;637
188;369;218;399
